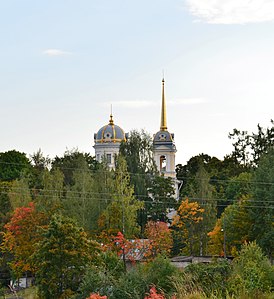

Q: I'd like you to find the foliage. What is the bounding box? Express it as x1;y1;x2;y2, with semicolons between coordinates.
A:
176;154;246;216
225;172;252;203
147;176;176;222
52;149;98;186
0;150;31;182
144;221;173;259
8;178;32;210
76;251;124;299
98;155;143;238
208;194;252;256
172;198;204;255
86;294;107;299
63;161;97;231
207;218;224;256
248;148;274;257
144;286;165;299
228;242;274;295
119;130;158;233
34;214;100;299
183;260;232;297
112;255;180;299
29;149;51;189
1;202;47;277
228;119;274;167
0;182;12;228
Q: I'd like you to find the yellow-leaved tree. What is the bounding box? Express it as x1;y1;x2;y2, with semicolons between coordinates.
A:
172;198;204;255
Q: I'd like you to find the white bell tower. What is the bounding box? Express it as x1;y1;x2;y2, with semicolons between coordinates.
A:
153;79;179;197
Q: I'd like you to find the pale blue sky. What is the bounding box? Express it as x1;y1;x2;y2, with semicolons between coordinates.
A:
1;0;274;164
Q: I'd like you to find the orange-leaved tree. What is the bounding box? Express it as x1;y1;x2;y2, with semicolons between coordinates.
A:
145;221;173;259
1;202;48;277
86;294;107;299
172;198;204;255
144;286;168;299
207;218;224;256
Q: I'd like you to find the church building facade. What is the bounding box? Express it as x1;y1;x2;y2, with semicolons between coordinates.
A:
93;79;179;196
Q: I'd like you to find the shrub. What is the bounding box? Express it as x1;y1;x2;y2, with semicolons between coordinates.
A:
228;242;274;295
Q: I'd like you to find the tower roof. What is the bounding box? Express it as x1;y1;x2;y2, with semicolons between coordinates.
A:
160;78;167;131
94;114;126;143
153;78;176;150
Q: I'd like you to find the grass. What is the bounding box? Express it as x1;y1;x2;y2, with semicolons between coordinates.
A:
4;287;38;299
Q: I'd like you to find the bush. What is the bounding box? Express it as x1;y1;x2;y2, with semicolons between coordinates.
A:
76;251;124;299
112;255;180;299
228;242;274;295
173;260;231;297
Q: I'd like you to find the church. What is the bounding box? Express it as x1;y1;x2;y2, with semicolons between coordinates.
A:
93;79;179;196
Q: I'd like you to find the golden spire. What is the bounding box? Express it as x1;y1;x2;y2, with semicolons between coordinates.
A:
109;104;114;125
160;78;167;131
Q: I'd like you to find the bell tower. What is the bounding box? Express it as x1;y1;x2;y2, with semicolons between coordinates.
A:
153;79;178;196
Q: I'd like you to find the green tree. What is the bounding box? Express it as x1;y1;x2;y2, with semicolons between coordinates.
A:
63;162;99;232
229;119;274;167
187;164;216;255
76;251;124;299
147;175;175;222
0;150;31;181
176;154;245;216
208;196;252;256
98;156;143;238
8;178;32;209
228;242;274;295
182;260;232;297
248;148;274;257
34;168;64;213
29;149;51;189
52;149;98;186
112;255;180;299
34;214;100;299
0;182;12;229
119;130;157;232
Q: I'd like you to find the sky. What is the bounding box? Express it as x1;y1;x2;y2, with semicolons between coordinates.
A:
1;0;274;165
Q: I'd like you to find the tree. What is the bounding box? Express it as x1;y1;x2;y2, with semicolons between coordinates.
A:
52;149;98;186
248;148;274;257
8;178;32;210
228;119;274;167
1;202;47;278
144;221;173;259
63;162;97;231
34;214;100;299
172;198;204;255
0;150;31;181
119;130;157;232
76;251;123;299
208;195;253;257
147;176;176;222
228;242;274;295
34;168;64;214
98;155;143;238
182;260;231;297
29;149;51;189
112;255;180;299
0;182;12;229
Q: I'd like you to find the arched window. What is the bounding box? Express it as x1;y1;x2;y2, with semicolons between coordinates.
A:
160;155;166;172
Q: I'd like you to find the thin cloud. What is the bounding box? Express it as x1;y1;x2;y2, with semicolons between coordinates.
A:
169;98;207;105
104;100;157;108
42;49;71;56
185;0;274;24
103;98;206;108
